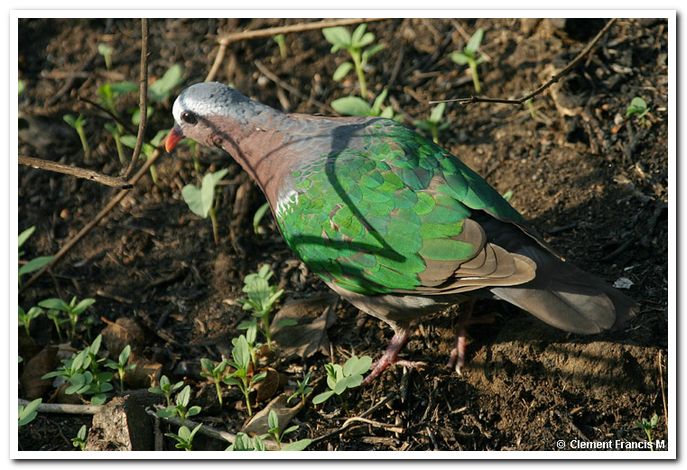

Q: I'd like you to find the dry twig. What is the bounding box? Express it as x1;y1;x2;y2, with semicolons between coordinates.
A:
18;399;101;415
430;18;617;106
19;156;132;189
206;18;386;82
123;18;149;179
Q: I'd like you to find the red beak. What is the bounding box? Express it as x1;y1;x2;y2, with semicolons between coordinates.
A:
164;125;183;153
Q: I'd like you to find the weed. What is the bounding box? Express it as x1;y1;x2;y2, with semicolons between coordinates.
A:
38;296;95;340
105;344;136;392
223;335;266;416
63;114;90;159
18;305;43;336
626;96;650;127
635;413;659;451
18;226;53;286
182;168;229;244
414;102;450;144
18;398;42;427
200;357;229;406
252;201;271;235
451;28;486;93
287;370;313;405
265;409;312;450
148;375;184;407
238;264;285;349
165;423;202;451
97;43;114;70
273;34;287;59
226;432;267;451
323;23;384;98
72;425;88;450
156;384;202;420
331;88;396;119
312;355;372;405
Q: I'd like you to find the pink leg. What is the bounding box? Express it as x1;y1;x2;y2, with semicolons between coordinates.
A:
364;328;426;384
446;302;496;374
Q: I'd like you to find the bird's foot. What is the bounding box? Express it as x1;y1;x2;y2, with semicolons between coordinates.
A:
446;310;497;375
364;329;420;384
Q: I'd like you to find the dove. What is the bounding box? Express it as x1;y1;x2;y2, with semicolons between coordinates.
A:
166;82;636;382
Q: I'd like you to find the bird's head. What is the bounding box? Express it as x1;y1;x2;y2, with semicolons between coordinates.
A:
165;81;253;152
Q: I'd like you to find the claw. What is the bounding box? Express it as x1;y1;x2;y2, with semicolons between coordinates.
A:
363;328;412;384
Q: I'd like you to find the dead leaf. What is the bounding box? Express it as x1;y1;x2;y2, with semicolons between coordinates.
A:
20;345;58;399
101;317;146;358
254;367;286;403
242;394;304;435
125;356;162;389
270;294;338;358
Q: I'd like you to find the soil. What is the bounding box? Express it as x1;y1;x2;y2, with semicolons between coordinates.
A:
17;18;669;452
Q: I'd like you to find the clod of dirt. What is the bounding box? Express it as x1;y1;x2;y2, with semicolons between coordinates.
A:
84;395;153;451
101;317;146;357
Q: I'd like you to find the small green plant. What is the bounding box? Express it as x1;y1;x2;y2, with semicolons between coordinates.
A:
165;423;202;451
252;201;271;235
38;296;95;340
222;335;267;416
227;432;267;451
323;23;384;98
238;264;285;349
182;168;229;245
331;88;396;119
626;96;650;126
312;355;372;405
18;398;42;427
18;305;43;336
451;28;486;93
502;189;514;202
200;357;229;406
72;425;88;450
148;64;184;104
414;102;450;144
287;370;313;405
18;79;25;95
98;81;138;164
18;226;53;286
42;335;113;405
273;34;287;59
265;409;312;450
98;43;114;70
105;345;136;392
120;130;167;184
635;413;659;451
157;384;202;420
148;375;184;407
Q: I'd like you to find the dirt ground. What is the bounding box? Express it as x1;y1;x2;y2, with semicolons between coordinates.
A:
17;18;669;452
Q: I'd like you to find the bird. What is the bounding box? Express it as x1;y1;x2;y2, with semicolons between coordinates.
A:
165;82;637;382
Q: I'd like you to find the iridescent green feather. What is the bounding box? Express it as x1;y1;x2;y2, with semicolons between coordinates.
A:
275;121;523;295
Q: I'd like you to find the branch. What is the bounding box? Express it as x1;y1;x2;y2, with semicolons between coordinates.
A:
19;155;132;189
430;18;617;106
123;18;149;179
19;399;101;415
206;18;387;82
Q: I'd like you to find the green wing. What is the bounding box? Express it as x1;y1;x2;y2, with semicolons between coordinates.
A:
275;121;524;295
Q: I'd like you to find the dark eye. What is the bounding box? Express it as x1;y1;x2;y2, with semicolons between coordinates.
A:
181;111;197;125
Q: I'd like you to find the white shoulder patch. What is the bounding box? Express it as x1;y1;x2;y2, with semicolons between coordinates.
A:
275;189;300;219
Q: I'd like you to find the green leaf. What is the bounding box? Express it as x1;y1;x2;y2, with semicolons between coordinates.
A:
322;27;352;50
19;256;53;278
18;226;35;250
351;23;367;46
430;103;446;124
281;439;312;451
38;297;69;312
109;81;138;95
18;398;42;426
312;390;335;405
131;106;154;125
187;406;201;417
626;96;649;118
371;88;388;116
177;385;191;407
451;51;470;65
361;43;384;63
333;61;353;81
331;96;372;117
268;409;279;430
149;64;184;102
465;28;484;56
118;345;131;365
73;298;96;315
18;79;25;95
63;114;77;128
343;355;373;377
232;335;251;371
252;201;271;234
357;32;375;49
97;43;113;58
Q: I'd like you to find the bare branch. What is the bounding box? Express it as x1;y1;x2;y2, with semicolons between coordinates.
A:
19;156;132;189
123;18;149;179
430;19;617;106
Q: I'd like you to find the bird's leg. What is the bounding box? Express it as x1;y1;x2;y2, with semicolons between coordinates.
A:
364;327;425;384
447;300;496;374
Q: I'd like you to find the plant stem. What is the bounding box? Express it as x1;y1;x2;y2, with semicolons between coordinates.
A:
242;380;253;416
215;381;223;406
76;127;91;160
351;49;367;98
209;206;219;245
114;132;126;165
469;60;481;94
431;125;439;144
262;315;272;349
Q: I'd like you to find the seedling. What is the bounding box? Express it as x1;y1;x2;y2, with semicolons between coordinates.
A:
18;226;53;286
451;28;486;93
182;168;229;244
273;34;287;59
331;88;396;119
42;335;114;404
165;423;202;451
635;413;659;451
72;425;88;450
148;64;184;103
227;432;267;451
98;43;114;71
265;409;312;450
98;81;138;164
18;398;42;427
253;201;271;235
157;384;202;420
148;375;184;407
120;130;167;183
105;344;136;392
200;357;229;405
18;79;25;95
414;102;450;144
287;370;313;405
323;23;384;98
38;296;96;340
222;335;267;416
238;264;285;349
502;189;514;202
18;306;43;336
312;355;372;405
626;96;650;126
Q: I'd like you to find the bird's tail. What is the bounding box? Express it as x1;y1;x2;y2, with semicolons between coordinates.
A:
490;248;637;334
